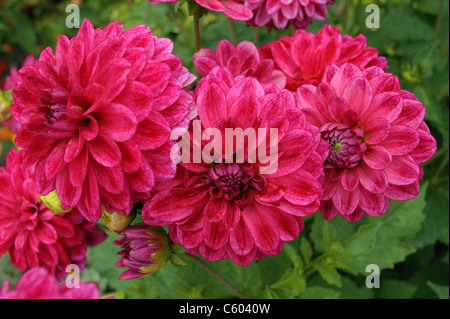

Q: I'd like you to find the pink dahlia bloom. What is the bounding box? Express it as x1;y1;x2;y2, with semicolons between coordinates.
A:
11;19;195;222
114;225;170;279
246;0;336;30
297;63;437;222
194;39;286;89
0;149;107;280
0;267;101;299
148;0;260;20
260;24;388;90
142;68;328;266
1;55;38;134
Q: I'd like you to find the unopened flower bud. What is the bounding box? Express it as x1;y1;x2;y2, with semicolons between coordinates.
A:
101;208;136;231
39;190;72;214
114;225;171;280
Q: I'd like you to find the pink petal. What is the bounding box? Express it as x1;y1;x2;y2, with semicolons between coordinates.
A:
384;155;420;186
379;125;420;156
363;145;392;170
332;183;360;215
364;117;390;145
357;162;388;193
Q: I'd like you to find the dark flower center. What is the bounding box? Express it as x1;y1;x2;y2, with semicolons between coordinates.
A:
321;123;367;169
208;163;266;205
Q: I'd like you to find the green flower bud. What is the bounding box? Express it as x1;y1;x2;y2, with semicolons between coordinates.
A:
39;190;72;214
101;208;136;231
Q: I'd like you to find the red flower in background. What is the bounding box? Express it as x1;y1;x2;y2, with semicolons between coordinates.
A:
11;19;195;222
246;0;336;30
260;24;388;90
142;68;328;266
0;149;107;280
0;267;102;299
296;63;437;221
194;39;286;89
148;0;261;20
0;55;38;134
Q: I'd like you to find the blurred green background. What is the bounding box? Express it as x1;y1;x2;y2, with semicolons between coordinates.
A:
0;0;448;299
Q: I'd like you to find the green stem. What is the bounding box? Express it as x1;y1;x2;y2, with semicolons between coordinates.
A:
194;12;201;52
435;0;444;41
228;19;239;45
253;27;260;47
183;253;251;299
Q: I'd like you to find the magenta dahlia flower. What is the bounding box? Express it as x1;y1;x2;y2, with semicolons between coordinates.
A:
1;55;38;134
114;225;171;279
0;149;107;280
297;63;437;222
0;267;101;299
148;0;260;20
246;0;336;30
260;24;388;91
142;68;328;266
11;19;195;222
194;39;286;89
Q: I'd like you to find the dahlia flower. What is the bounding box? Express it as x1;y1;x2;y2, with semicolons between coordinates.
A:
142;67;328;266
194;39;286;89
296;63;437;221
0;149;107;280
260;24;388;90
0;267;101;299
11;19;195;222
1;55;38;134
114;225;171;279
148;0;260;20
246;0;336;30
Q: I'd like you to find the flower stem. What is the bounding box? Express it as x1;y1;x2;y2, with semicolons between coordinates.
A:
183;253;251;299
435;0;444;41
194;12;201;52
228;19;239;45
253;27;260;47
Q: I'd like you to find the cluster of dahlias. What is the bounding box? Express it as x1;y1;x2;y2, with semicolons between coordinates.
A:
0;0;436;297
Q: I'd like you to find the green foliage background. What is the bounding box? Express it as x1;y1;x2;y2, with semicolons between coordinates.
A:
0;0;448;299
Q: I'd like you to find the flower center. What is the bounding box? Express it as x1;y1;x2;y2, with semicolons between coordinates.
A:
321;123;367;169
208;163;266;205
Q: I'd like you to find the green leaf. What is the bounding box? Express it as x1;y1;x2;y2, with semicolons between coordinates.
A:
314;263;342;288
269;268;306;298
339;277;375;299
299;286;340;299
411;188;449;248
377;279;418;299
427;281;449;299
346;183;428;274
300;238;313;264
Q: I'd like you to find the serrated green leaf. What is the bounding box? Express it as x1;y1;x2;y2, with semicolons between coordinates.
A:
300;238;313;264
269;268;306;298
427;281;449;299
314;263;342;288
346;183;428;274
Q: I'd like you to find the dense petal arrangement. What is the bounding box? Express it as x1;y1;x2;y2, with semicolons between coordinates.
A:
246;0;336;30
297;63;437;221
0;267;102;299
1;55;38;134
11;19;195;222
194;39;286;89
114;225;170;279
0;149;107;280
142;67;328;266
260;24;388;90
148;0;260;20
